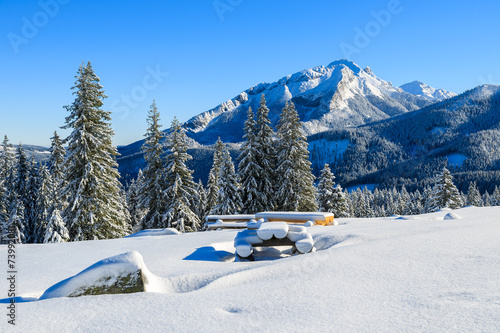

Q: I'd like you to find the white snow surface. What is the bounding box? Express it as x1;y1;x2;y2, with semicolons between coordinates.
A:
1;206;499;332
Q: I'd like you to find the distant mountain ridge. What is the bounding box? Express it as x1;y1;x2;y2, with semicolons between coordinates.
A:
400;80;457;101
183;59;455;145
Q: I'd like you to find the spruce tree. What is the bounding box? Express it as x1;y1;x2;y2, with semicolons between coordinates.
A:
254;94;276;211
466;181;483;207
206;138;225;214
163;118;200;232
61;61;130;241
275;101;317;211
25;156;40;242
139;101;168;229
490;186;500;206
317;164;335;213
48;131;66;205
44;209;70;243
48;131;65;184
211;150;242;215
34;164;53;243
1;136;15;182
7;194;26;244
238;107;262;214
127;171;145;231
0;178;8;244
193;179;208;223
429;168;463;211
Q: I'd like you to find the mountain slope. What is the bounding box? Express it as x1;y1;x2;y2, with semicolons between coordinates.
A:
400;80;457;102
308;84;500;192
183;60;454;145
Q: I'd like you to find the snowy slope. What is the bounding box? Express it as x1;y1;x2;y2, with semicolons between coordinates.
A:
1;206;499;332
400;80;457;102
182;60;453;145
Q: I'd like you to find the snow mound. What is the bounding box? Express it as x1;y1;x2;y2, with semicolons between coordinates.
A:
444;212;462;220
125;228;180;238
39;251;169;299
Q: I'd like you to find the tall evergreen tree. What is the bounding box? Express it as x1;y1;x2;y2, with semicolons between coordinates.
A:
206;138;225;214
211;150;242;215
490;186;500;206
0;177;8;244
44;209;69;243
466;181;483;207
193;179;208;224
238;107;262;214
163;118;201;232
24;156;40;243
0;136;15;243
1;136;15;182
7;193;25;244
61;61;130;241
48;131;66;185
139;101;168;229
127;171;145;231
34;164;53;243
275;101;317;211
428;168;463;211
317;164;349;217
254;94;276;211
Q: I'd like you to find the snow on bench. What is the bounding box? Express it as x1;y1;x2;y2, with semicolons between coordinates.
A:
234;222;314;258
206;214;256;230
255;212;336;226
257;222;289;240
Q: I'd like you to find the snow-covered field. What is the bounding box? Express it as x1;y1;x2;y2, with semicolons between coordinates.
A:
1;207;499;332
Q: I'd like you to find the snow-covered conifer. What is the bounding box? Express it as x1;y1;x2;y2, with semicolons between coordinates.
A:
139;101;168;229
33;164;53;243
48;131;66;186
275;101;317;211
428;168;463;211
466;181;483;207
193;179;208;223
490;186;500;206
254;94;276;211
163;118;200;232
127;171;145;231
238;107;262;214
211;150;242;215
7;194;25;244
61;61;130;241
44;209;69;243
317;164;348;217
206;138;225;214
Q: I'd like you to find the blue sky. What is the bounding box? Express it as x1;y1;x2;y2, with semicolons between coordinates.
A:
1;0;499;146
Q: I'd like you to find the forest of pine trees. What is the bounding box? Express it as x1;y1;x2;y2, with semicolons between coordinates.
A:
2;65;500;244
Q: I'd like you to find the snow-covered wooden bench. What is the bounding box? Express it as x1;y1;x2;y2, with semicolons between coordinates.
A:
255;212;336;226
205;214;256;230
234;222;314;259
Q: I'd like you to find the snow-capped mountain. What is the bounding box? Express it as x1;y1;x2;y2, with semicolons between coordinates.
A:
183;60;454;145
307;84;500;191
400;80;456;102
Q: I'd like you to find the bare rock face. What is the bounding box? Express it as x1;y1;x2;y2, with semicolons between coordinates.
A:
39;251;149;299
